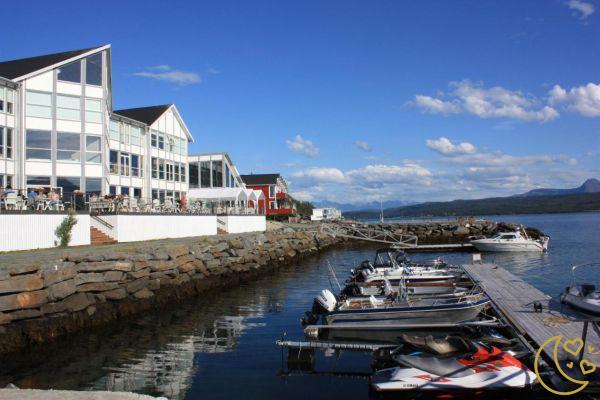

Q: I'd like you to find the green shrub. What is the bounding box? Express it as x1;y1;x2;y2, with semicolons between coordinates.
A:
55;209;78;247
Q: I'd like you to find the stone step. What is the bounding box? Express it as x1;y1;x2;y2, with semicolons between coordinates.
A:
90;227;117;245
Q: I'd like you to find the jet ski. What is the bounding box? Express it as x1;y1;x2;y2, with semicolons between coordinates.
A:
371;341;537;392
560;263;600;315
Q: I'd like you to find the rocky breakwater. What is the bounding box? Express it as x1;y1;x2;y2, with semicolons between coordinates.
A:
375;219;543;244
0;226;340;355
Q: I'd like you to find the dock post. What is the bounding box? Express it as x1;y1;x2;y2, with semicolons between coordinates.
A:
579;321;589;363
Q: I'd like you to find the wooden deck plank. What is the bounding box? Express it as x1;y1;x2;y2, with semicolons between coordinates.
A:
463;263;600;366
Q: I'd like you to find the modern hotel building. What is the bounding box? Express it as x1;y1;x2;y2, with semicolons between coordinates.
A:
0;44;193;200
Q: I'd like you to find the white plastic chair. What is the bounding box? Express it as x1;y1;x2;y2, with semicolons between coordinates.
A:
4;193;17;210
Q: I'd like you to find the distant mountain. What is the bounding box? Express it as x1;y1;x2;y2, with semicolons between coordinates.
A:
517;178;600;197
313;200;416;212
344;192;600;220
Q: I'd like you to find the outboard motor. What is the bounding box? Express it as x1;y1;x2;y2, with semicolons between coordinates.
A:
314;289;337;314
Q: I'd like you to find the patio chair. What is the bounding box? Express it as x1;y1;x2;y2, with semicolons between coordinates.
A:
4;193;18;210
138;198;147;212
152;199;161;213
129;197;139;212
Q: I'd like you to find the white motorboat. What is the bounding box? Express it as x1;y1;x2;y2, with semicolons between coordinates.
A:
560;263;600;315
470;228;549;252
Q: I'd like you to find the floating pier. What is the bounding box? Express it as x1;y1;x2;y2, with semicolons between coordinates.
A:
462;263;600;375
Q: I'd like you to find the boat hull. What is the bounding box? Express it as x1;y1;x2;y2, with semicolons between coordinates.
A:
323;298;490;326
561;293;600;315
470;240;543;252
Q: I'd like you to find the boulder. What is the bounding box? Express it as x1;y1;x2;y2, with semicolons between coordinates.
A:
0;274;43;295
49;279;77;301
0;289;49;312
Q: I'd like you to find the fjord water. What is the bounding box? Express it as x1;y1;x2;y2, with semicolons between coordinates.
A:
1;212;599;399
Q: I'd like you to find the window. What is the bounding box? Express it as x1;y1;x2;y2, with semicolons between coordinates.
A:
133;188;142;198
151;157;158;178
0;88;4;112
131;126;141;146
225;165;230;188
174;164;180;181
212;161;222;187
121;187;129;196
26;130;52;160
27;176;51;187
189;163;198;188
1;174;13;188
166;163;173;181
57;95;80;121
109;120;119;141
120;152;130;176
168;137;175;152
180;163;186;183
109;150;119;174
85;53;102;86
158;159;165;179
269;185;275;198
6;128;12;159
269;201;276;210
158;133;165;150
119;123;129;145
109;186;116;196
57;132;81;162
0;127;3;157
151;130;158;147
131;154;142;177
57;177;80;196
0;88;13;115
200;161;211;187
85;98;102;123
26;91;52;118
85;135;101;163
86;178;102;195
57;60;81;83
152;189;159;200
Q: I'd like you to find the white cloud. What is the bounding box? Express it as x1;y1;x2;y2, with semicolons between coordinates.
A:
567;0;595;20
426;137;477;156
414;80;559;122
354;140;371;151
286;134;319;157
549;83;600;117
291;167;347;183
134;65;201;85
347;164;433;186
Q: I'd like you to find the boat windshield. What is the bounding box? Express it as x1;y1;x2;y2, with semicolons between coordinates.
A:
373;249;404;268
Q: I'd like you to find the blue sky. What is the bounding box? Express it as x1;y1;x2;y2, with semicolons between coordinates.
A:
3;0;599;203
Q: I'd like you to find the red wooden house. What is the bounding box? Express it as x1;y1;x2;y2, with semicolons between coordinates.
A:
240;173;295;217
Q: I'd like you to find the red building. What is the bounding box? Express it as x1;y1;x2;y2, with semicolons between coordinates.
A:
240;173;295;217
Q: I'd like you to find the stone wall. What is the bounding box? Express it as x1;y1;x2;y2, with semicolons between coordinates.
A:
0;227;340;355
373;220;541;244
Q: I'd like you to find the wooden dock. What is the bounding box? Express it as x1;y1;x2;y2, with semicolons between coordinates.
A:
462;263;600;368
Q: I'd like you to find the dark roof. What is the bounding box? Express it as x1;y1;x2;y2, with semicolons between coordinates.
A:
0;46;103;80
240;174;281;185
113;104;172;125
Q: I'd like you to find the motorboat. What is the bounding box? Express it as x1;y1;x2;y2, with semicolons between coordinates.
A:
470;228;549;252
371;342;536;392
560;263;600;315
303;289;490;327
342;280;471;298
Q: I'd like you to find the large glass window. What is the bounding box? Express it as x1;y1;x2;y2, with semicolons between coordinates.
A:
151;157;158;178
151;130;158;147
174;164;180;182
131;126;141;146
57;60;81;83
57;132;81;162
85;53;102;86
189;163;198;188
57;177;80;196
158;159;165;179
85;135;101;163
56;95;80;121
26;91;52;118
166;163;173;181
6;128;12;159
26;130;51;160
120;152;130;176
131;154;142;177
109;120;119;141
200;161;211;188
133;188;142;198
109;150;119;174
85;98;102;123
180;163;186;183
86;178;102;195
212;161;223;187
27;176;51;187
158;133;165;150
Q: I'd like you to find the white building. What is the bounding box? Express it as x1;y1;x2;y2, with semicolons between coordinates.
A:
0;45;193;199
311;207;342;221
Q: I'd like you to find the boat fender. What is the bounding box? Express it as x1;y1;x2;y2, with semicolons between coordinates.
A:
533;301;543;313
315;289;337;313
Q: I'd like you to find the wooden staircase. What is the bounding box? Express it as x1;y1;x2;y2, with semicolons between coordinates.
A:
90;227;117;245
